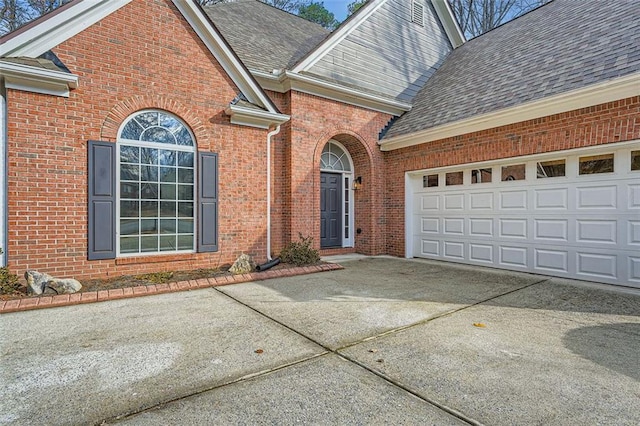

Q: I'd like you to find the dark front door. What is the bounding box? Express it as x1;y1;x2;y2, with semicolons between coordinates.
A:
320;172;342;248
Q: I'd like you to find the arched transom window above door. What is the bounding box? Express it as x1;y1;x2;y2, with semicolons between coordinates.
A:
321;141;352;172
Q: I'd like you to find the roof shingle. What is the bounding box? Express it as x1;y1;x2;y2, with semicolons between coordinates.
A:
383;0;640;139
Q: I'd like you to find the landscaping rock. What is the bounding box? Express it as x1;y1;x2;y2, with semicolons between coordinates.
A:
25;270;82;295
229;254;255;275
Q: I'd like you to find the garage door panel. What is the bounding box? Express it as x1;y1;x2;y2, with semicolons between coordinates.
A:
420;194;440;211
629;221;640;246
443;218;464;235
500;190;527;210
470;218;493;236
444;193;464;210
535;187;568;210
499;246;528;267
444;241;465;259
576;252;617;279
470;243;494;263
470;192;493;209
576;185;617;209
535;248;569;273
576;220;617;244
629;257;640;283
420;217;439;233
535;219;568;242
629;185;640;209
499;219;528;239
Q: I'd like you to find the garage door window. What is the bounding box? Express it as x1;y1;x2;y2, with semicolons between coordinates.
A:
579;154;614;175
472;168;492;184
537;159;565;178
423;174;439;187
501;164;525;181
631;151;640;171
446;171;463;186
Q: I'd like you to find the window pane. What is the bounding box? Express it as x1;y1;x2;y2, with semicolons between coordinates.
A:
423;174;438;188
537;160;565;178
160;235;177;251
120;237;139;254
120;145;139;163
177;219;193;233
159;150;176;166
178;168;194;184
141;236;158;252
579;154;614;175
159;113;181;133
160;219;176;234
472;168;492;184
120;182;139;199
142;127;175;144
446;171;463;186
502;164;525;181
140;183;158;199
140;148;158;165
141;166;158;182
121;121;143;141
177;185;193;201
140;201;158;217
121;164;140;181
160;167;176;182
178;202;193;218
135;112;158;128
160;184;176;200
160;201;176;217
177;235;194;250
120;201;139;218
175;127;193;146
178;152;194;167
120;219;138;236
632;151;640;171
140;219;158;235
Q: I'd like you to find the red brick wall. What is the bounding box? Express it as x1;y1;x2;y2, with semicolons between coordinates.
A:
383;96;640;256
282;91;392;255
6;0;270;279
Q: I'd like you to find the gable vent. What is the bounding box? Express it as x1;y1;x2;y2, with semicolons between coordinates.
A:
412;1;425;26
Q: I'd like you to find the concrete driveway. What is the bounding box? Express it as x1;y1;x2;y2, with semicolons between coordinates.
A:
1;257;638;425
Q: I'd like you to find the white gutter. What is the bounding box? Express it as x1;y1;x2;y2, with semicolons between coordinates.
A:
265;125;281;260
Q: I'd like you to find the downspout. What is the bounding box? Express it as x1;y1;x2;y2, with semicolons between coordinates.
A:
0;83;6;266
265;125;281;261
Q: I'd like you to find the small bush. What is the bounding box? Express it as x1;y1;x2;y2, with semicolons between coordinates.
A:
279;234;320;266
0;248;22;295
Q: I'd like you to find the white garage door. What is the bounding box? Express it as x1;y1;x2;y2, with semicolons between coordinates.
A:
407;143;640;288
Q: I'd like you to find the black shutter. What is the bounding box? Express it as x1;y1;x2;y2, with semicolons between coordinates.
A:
198;152;218;252
88;140;116;260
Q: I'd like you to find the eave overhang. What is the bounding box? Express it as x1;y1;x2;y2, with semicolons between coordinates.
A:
379;72;640;152
0;61;78;97
225;104;290;130
255;70;412;116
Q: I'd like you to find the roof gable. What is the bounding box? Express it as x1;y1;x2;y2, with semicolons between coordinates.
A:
381;0;640;147
0;0;285;121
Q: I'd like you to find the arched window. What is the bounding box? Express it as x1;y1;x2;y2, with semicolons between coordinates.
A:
320;141;352;172
117;110;196;255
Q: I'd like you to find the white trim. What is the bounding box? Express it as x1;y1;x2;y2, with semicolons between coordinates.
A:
380;73;640;151
172;0;280;114
254;70;412;116
431;0;465;48
0;61;78;97
224;104;290;129
292;0;387;73
1;0;133;57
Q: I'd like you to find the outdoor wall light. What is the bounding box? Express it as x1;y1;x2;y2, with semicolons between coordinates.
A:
352;176;362;190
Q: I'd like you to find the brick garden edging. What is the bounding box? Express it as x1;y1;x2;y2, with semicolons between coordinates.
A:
0;263;343;314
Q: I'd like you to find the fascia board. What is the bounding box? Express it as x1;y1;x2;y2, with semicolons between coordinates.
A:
225;104;290;130
172;0;279;114
0;61;78;97
291;0;387;73
254;70;411;116
1;0;133;57
431;0;465;48
379;72;640;151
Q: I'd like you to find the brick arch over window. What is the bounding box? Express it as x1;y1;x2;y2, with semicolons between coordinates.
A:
101;95;208;142
313;130;384;255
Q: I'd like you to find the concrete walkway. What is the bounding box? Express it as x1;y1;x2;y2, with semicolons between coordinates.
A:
1;257;638;425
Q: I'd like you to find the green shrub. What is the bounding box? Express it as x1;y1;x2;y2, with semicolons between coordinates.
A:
0;248;22;295
279;234;320;266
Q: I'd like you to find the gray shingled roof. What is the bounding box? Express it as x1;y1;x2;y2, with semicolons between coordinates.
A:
383;0;640;140
204;0;329;73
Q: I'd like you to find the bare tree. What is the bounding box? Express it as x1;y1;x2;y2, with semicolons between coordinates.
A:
1;0;69;35
449;0;550;39
197;0;310;13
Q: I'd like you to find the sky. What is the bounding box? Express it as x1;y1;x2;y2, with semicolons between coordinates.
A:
322;0;352;21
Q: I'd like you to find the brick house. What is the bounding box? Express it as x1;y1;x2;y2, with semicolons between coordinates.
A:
0;0;638;288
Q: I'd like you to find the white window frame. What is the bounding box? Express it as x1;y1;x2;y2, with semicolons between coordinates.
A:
116;110;197;257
